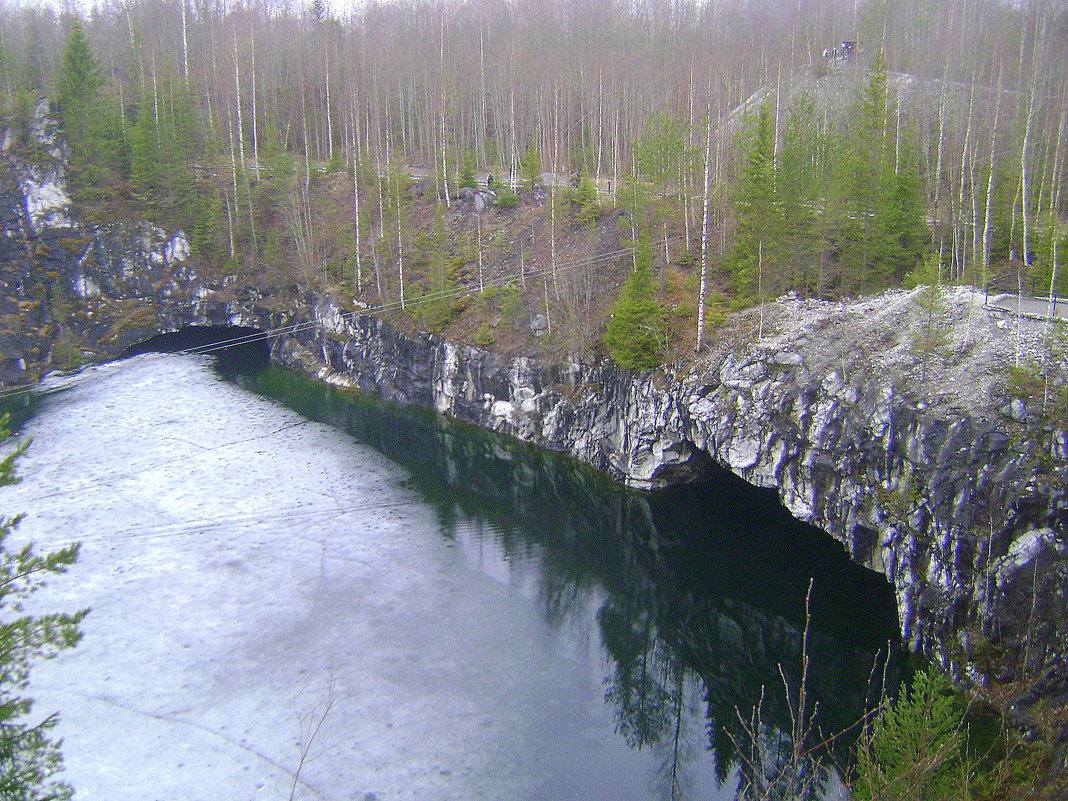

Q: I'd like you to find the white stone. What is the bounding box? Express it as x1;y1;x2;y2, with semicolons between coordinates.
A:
165;232;191;264
773;351;803;366
490;400;517;423
782;484;814;520
434;342;459;413
821;371;844;396
996;528;1052;587
73;273;101;298
726;433;761;470
20;168;73;232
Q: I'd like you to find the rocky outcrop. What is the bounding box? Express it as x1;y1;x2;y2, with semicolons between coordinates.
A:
276;302;1066;682
1;102;1065;687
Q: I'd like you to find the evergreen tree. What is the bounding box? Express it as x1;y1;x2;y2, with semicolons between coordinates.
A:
634;111;689;197
906;254;951;381
520;145;543;191
56;21;126;195
308;0;328;24
56;21;100;137
852;668;966;801
837;51;927;292
458;152;477;189
777;93;821;293
880;148;928;279
729;102;784;300
414;204;457;330
0;417;86;801
604;232;665;370
494;183;519;209
572;170;600;229
129;66;204;225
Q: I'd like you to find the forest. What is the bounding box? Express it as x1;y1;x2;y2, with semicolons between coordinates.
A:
0;0;1065;365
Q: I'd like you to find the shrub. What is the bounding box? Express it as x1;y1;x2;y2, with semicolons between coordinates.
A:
495;184;519;209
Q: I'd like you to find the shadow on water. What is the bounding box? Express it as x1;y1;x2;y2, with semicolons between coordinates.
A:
231;365;904;798
121;325;270;374
0;389;41;434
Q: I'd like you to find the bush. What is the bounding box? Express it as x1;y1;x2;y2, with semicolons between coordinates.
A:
495;184;519;209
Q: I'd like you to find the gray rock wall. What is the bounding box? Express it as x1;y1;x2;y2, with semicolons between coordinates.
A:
281;302;1066;680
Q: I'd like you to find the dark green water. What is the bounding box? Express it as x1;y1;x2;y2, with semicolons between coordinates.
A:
229;364;903;797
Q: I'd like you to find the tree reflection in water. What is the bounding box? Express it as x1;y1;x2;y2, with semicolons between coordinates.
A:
233;366;903;800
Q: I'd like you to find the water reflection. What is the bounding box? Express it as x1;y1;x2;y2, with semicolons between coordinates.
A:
231;365;902;799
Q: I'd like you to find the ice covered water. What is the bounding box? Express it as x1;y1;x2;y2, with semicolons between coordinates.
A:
2;354;721;801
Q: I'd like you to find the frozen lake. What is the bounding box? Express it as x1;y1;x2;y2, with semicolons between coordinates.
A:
1;352;899;801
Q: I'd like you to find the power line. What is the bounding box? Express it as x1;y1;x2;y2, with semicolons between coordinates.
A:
0;233;688;404
186;237;667;356
3;238;685;550
11;419;313;505
2;240;693;540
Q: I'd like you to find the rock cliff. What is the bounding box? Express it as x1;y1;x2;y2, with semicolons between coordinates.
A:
284;300;1066;683
2;101;1065;691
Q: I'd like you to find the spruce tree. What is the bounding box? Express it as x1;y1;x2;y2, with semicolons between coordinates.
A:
573;171;600;229
604;233;665;370
56;21;125;195
520;145;542;191
130;66;204;225
0;417;86;801
414;204;457;330
730;102;784;300
836;51;927;292
458;152;477;189
634;111;689;198
777;94;821;293
56;21;100;136
852;668;966;801
907;254;950;381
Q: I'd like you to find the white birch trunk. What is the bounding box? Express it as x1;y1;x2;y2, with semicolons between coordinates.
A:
250;37;259;180
234;49;245;176
697;101;712;353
